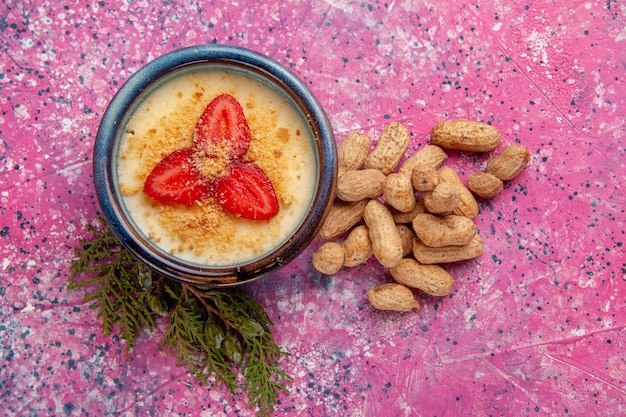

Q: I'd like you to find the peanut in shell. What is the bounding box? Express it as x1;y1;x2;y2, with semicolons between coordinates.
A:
431;120;501;152
367;283;420;312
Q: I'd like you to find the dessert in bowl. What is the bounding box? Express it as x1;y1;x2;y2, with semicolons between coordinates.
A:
94;45;337;287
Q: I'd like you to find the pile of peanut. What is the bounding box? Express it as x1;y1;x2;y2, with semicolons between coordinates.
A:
312;120;530;313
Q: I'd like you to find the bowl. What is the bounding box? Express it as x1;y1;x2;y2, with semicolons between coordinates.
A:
94;45;337;287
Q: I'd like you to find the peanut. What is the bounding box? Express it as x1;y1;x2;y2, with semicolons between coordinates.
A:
313;119;524;318
413;234;484;264
396;224;415;257
468;172;503;198
336;169;386;202
318;199;368;240
431;119;501;152
389;258;454;296
383;172;416;213
364;122;410;175
363;200;404;268
337;131;371;177
411;164;441;191
367;283;420;312
412;214;476;247
398;144;448;176
387;198;425;224
312;242;345;275
341;225;373;267
423;182;461;214
487;144;531;181
438;167;479;219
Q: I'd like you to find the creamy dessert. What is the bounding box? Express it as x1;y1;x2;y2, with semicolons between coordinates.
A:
117;68;317;266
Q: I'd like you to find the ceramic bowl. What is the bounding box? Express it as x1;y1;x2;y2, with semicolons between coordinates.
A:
94;45;336;287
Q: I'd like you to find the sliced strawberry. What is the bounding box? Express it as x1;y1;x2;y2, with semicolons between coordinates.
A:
144;148;211;205
194;94;251;160
213;161;279;220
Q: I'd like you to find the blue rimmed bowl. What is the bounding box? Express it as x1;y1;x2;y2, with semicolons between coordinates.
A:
94;45;337;287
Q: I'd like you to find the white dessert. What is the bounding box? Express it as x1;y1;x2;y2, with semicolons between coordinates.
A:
117;68;317;266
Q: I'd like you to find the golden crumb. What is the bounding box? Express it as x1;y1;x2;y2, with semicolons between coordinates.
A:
193;149;230;181
277;127;290;141
119;182;141;196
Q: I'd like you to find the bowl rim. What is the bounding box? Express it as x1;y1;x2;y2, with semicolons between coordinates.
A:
94;44;336;287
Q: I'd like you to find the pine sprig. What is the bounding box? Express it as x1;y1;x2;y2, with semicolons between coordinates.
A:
159;284;238;393
196;288;293;417
67;218;291;416
68;221;156;356
243;337;293;417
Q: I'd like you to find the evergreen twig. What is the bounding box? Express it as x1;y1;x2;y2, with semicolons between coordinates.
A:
68;218;291;416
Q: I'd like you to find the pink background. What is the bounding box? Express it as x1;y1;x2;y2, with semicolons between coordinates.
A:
1;1;625;416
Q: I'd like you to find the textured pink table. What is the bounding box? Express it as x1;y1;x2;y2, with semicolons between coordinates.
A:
1;1;625;416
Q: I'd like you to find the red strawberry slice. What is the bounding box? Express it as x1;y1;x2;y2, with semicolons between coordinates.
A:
144;148;211;205
194;94;251;160
213;161;279;220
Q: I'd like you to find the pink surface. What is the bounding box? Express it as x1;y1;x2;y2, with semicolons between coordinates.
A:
1;1;625;416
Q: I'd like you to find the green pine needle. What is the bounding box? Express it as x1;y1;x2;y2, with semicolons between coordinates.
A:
68;221;156;355
196;288;294;417
159;284;238;393
67;218;291;416
243;338;293;417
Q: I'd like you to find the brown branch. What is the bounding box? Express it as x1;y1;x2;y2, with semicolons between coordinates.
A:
182;284;237;331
